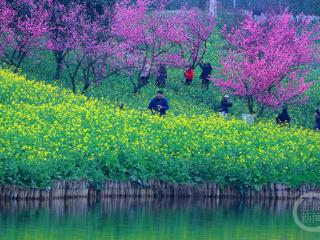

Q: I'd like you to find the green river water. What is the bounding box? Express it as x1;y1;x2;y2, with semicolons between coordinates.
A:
0;198;319;240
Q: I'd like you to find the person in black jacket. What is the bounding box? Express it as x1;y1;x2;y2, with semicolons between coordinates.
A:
148;90;169;116
156;64;167;88
199;61;212;90
220;95;233;116
315;109;320;131
276;108;291;125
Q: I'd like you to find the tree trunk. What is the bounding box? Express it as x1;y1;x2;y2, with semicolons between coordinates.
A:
13;51;27;73
82;76;91;94
71;79;76;94
135;76;149;93
81;63;92;94
54;51;65;81
246;96;255;114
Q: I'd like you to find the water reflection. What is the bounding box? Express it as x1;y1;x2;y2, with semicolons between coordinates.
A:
0;198;318;240
0;198;296;214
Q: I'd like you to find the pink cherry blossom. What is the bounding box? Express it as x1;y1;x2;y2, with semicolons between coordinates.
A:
215;10;319;114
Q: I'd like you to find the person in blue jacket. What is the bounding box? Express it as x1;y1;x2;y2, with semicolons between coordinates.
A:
220;95;233;116
148;90;169;116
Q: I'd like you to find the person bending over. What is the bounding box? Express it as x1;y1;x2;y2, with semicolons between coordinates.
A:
148;90;169;116
276;108;291;125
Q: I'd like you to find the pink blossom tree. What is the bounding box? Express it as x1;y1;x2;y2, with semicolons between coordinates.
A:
46;2;86;81
47;2;121;93
178;8;215;68
112;0;189;93
54;4;123;94
0;0;49;72
215;11;319;115
79;40;126;94
0;0;15;57
76;10;121;94
61;4;100;93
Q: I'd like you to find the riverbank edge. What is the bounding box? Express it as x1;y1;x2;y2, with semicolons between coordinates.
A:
0;179;319;200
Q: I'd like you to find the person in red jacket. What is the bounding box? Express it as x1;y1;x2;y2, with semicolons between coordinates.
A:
184;65;194;85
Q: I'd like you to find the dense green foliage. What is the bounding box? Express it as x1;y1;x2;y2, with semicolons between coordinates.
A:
0;69;319;189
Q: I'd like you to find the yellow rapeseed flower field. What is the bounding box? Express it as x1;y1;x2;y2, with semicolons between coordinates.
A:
0;69;319;188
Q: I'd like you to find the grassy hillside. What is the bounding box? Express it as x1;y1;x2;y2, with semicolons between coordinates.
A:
0;69;319;189
20;34;320;129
